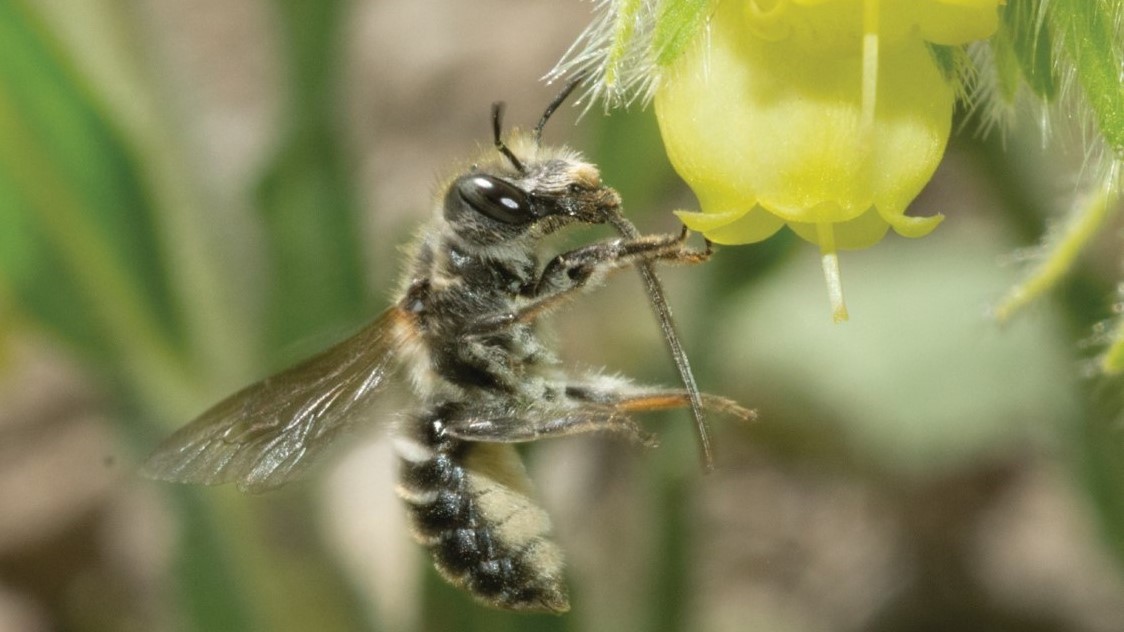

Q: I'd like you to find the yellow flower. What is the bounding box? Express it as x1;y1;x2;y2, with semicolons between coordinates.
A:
654;0;1002;321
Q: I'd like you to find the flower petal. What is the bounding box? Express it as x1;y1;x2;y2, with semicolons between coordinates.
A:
788;207;891;250
676;207;787;244
907;0;1003;45
655;0;956;245
883;210;945;238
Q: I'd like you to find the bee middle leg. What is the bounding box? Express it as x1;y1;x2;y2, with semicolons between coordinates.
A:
441;381;753;446
441;402;656;446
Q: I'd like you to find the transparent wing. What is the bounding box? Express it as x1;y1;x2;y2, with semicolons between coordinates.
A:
141;308;408;493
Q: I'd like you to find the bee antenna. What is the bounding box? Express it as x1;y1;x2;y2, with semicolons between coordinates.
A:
491;102;526;174
533;73;587;144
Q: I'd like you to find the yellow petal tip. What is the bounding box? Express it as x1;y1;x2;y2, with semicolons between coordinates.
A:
674;209;747;232
885;212;945;238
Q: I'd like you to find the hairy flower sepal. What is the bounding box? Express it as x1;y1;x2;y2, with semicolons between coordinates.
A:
654;0;1000;320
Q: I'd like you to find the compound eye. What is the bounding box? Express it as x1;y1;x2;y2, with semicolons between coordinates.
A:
457;175;531;224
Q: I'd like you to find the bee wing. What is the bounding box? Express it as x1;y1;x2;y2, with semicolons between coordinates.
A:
142;307;409;493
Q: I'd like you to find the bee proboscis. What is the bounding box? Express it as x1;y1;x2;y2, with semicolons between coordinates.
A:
142;79;753;614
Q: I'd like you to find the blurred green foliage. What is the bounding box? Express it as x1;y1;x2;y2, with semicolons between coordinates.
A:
0;1;372;630
0;0;187;391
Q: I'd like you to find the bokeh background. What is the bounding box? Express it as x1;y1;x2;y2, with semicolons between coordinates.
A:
2;1;1124;631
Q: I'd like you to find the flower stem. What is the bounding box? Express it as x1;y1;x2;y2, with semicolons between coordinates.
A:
994;176;1119;324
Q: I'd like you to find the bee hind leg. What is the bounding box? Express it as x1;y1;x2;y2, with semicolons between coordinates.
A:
564;382;755;422
582;388;755;422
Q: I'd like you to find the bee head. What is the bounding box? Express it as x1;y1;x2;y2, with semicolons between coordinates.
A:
443;81;621;245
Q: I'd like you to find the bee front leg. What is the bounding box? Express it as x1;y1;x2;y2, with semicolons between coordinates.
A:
465;231;709;335
535;229;710;297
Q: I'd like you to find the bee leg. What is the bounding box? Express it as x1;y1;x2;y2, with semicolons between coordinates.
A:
440;385;753;446
564;384;756;422
535;231;710;297
441;405;658;447
466;233;709;335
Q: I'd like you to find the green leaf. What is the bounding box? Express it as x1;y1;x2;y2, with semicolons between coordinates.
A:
257;129;371;353
171;489;256;631
0;1;190;386
166;487;374;632
997;0;1058;99
602;0;645;93
1049;0;1124;156
989;26;1024;103
0;171;109;356
652;0;716;68
257;0;371;355
1080;375;1124;573
926;43;969;86
993;182;1118;324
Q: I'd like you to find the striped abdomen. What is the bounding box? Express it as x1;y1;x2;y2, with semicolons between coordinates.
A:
393;416;569;613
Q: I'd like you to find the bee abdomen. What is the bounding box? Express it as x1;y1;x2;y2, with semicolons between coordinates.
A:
394;436;569;613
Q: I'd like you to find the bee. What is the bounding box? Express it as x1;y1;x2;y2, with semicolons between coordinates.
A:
141;79;753;614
